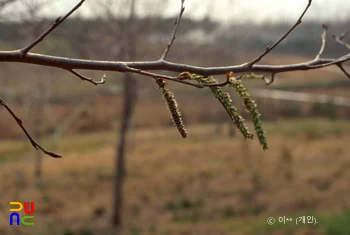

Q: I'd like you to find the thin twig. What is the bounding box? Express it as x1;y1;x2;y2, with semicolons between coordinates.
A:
124;65;205;88
247;0;312;67
309;53;350;69
333;33;350;50
0;97;62;158
335;39;350;50
160;0;185;60
326;25;350;79
68;69;106;85
338;26;350;40
337;63;350;79
178;74;245;88
19;0;86;56
264;73;275;85
315;24;328;59
309;25;350;74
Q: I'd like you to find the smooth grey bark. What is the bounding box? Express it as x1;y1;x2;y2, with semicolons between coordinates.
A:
1;51;348;76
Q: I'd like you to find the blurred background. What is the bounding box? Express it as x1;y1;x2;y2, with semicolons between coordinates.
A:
0;0;350;234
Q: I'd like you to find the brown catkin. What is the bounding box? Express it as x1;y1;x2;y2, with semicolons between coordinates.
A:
162;88;188;138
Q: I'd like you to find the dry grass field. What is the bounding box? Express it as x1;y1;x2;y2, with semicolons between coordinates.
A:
0;119;349;235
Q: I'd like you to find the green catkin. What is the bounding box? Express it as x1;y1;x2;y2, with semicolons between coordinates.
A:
162;87;188;138
187;73;254;140
228;77;268;150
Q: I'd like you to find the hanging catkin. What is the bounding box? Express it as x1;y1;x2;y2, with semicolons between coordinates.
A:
162;87;187;138
156;77;187;138
179;72;254;140
228;75;268;150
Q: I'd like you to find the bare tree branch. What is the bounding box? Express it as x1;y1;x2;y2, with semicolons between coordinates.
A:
338;26;350;40
333;27;350;51
1;0;348;83
124;66;204;88
0;97;62;158
1;51;350;77
160;0;185;60
307;26;350;77
337;63;350;79
19;0;86;56
334;38;350;50
67;69;106;85
331;26;350;79
247;0;312;67
315;24;328;59
0;1;349;85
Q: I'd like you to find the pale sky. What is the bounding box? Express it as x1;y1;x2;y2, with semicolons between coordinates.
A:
3;0;350;23
168;0;350;23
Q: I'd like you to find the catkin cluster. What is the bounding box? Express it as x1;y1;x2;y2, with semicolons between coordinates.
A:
177;72;268;150
179;72;254;140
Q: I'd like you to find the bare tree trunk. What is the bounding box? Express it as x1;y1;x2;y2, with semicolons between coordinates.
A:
112;0;137;229
112;72;136;228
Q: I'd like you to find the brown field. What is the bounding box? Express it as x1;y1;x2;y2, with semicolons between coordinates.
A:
0;119;349;235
